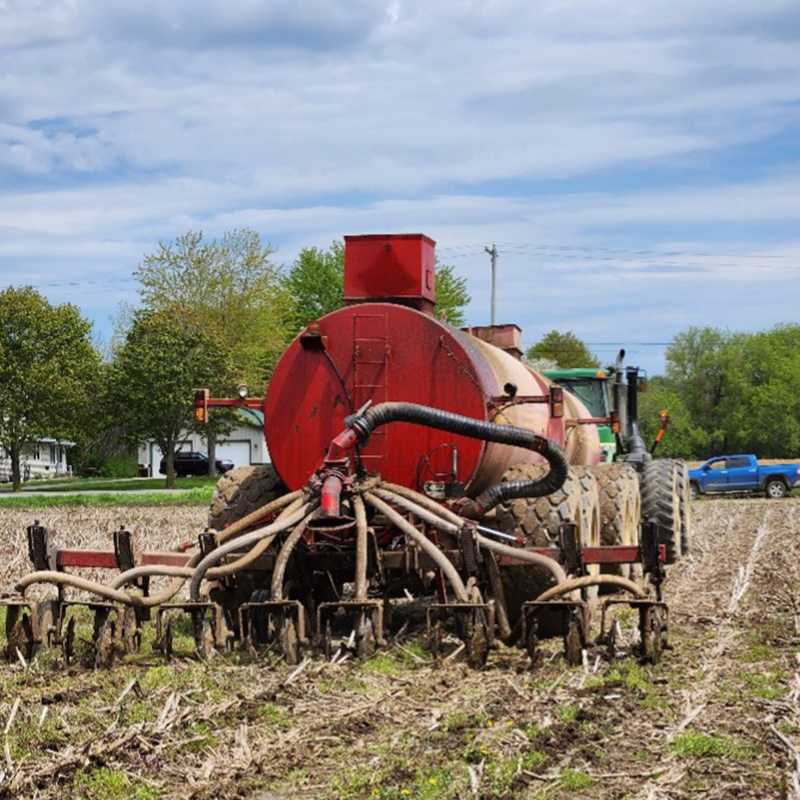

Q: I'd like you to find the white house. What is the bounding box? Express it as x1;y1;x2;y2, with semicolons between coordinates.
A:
137;410;269;474
0;438;73;483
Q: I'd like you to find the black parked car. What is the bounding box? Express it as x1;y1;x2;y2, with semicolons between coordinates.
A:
159;451;235;477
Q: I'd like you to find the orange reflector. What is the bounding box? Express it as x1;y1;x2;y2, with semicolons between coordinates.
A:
194;389;209;424
549;386;564;419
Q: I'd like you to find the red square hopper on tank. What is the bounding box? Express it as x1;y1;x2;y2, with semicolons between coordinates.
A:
344;233;436;312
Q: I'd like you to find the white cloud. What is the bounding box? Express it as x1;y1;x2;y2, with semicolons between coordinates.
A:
0;0;798;374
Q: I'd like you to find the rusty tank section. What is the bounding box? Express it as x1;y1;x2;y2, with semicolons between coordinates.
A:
3;233;683;669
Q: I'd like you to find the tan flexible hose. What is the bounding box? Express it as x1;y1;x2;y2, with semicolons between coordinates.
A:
475;535;567;583
108;493;311;597
364;492;469;603
189;503;315;600
216;489;306;543
353;495;369;603
373;485;567;585
17;572;149;606
379;482;464;526
270;516;311;601
535;574;646;602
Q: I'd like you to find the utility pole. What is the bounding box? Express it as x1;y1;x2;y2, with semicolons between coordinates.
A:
485;243;498;325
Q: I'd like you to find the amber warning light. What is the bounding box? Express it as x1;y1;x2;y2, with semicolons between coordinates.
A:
194;389;209;424
549;386;564;419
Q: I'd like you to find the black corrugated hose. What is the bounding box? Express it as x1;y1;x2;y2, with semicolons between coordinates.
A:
345;402;568;514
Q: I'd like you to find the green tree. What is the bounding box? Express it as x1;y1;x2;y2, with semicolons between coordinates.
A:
734;325;800;457
525;331;600;369
108;307;231;488
638;376;709;459
434;262;471;326
136;229;288;386
134;229;289;474
664;327;748;455
0;287;100;491
283;240;345;332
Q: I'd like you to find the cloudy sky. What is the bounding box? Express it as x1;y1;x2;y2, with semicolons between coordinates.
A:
2;0;799;374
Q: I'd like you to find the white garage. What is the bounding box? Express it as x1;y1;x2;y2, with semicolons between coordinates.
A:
138;411;268;475
215;440;251;469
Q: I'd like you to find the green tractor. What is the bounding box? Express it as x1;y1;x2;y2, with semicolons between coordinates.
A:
541;366;618;464
543;351;689;563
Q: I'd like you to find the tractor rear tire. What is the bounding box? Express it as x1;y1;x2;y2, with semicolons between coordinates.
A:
208;464;287;531
496;463;598;549
590;464;640;580
640;460;682;565
674;460;692;556
495;463;600;636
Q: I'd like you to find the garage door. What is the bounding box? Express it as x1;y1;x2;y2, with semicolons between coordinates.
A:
216;440;251;469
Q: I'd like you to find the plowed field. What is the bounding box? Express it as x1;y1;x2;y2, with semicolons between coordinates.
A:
1;498;798;799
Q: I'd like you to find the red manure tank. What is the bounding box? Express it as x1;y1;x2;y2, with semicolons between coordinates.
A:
265;233;601;495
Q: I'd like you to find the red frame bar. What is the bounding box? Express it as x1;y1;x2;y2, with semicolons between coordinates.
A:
57;550;192;570
207;397;265;410
55;543;665;572
496;544;666;567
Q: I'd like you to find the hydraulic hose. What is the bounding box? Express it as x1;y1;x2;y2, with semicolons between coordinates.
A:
373;484;568;586
16;572;149;606
475;534;567;584
270;516;311;601
371;487;459;535
535;574;646;602
379;482;464;527
364;492;469;603
216;489;306;543
346;402;568;514
353;495;369;602
189;502;315;601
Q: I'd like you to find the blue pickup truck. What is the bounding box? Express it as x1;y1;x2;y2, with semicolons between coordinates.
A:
689;455;800;499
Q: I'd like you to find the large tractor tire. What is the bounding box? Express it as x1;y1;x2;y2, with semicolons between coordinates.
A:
208;464;287;531
496;463;598;548
640;460;682;565
674;460;692;556
495;464;600;635
590;464;640;580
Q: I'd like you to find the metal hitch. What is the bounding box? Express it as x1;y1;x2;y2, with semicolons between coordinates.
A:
599;598;669;664
521;599;591;666
317;599;386;661
55;601;127;669
1;599;37;662
425;602;495;668
238;599;308;664
155;602;233;661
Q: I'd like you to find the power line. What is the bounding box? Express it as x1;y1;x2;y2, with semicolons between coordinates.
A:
439;241;797;260
5;277;137;290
